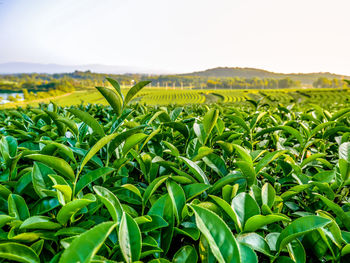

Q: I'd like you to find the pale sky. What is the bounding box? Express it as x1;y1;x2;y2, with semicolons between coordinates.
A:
0;0;350;74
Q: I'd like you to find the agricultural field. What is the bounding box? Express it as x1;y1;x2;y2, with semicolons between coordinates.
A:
1;86;350;109
0;78;350;262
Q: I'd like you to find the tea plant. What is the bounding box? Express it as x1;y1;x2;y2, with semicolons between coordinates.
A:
0;78;349;262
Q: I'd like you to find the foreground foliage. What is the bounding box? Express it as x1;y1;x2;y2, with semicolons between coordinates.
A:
0;78;350;262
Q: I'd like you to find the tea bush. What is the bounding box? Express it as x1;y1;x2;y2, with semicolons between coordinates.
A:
0;78;349;262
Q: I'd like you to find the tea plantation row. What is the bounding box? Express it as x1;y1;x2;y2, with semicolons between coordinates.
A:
0;79;349;262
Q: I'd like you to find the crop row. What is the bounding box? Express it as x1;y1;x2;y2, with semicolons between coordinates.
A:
0;79;349;262
132;88;350;107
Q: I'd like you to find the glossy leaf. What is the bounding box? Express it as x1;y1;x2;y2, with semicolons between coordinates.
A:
276;215;331;251
26;154;75;181
59;221;117;263
189;204;241;263
119;212;142;263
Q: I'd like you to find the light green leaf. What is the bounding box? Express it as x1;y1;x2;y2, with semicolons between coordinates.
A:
0;243;39;263
80;133;118;173
119;212;142;263
124;81;151;106
56;194;96;225
179;157;210;185
93;186;124;223
276;215;331;251
189;204;240;263
59;221;117;263
75;167;114;195
26;154;75;181
244;214;291;232
68;108;105;137
173;245;198;263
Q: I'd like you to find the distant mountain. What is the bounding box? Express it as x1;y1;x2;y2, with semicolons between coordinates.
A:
0;62;168;75
183;67;350;84
1;63;349;85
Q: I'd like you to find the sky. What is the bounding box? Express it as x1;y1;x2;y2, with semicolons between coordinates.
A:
0;0;350;74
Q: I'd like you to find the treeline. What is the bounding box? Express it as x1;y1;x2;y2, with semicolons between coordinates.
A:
0;77;76;102
0;71;302;89
1;72;349;93
313;77;348;89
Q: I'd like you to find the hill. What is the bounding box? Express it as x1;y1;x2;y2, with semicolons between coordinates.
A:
183;67;350;85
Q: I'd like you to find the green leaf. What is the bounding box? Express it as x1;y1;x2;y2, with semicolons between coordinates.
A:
20;216;61;230
231;193;260;228
317;210;344;248
59;221;117;263
163;122;189;139
53;185;72;204
173;245;198;263
40;140;76;163
189;204;241;263
232;144;252;164
96;86;122;116
0;215;14;228
209;194;242;231
106;77;123;99
93;186;123;224
255;150;286;174
124;81;151;106
122;133;148;155
202;108;219;142
341;244;350;256
56;194;96;225
287;239;306;263
139;214;168;232
166;179;186;225
57;116;79;137
316;194;350;231
340;159;350;184
174;227;200;241
119;212;142;263
310;121;335;137
280;184;311;201
300;153;326;168
143;175;169;207
238;243;258;263
0;242;39;263
228;115;250;133
183;183;210;201
198;234;216;263
8;194;30;221
68;108;105;137
80;133;118;173
31;162;53;198
261;183;275;209
75;167;114;195
331;107;350;121
192;146;214;162
244;214;291;232
26;154;75;181
276;215;331;251
179;157;210;185
30;240;44;256
108;126;146;155
209;172;244;193
255;126;304;145
236;161;256;186
203;153;228;177
340;142;350;162
237;232;272;257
